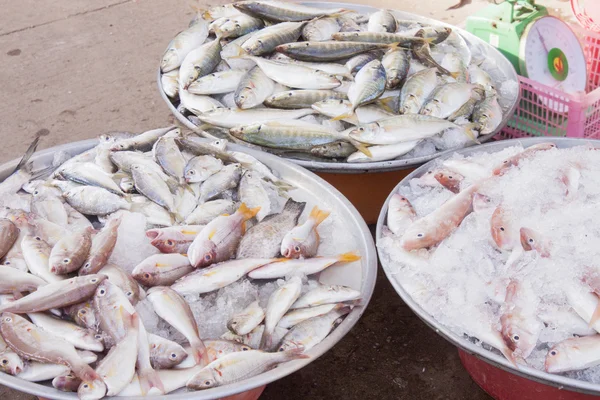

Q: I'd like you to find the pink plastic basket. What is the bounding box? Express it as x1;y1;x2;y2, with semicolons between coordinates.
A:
572;0;600;32
498;31;600;139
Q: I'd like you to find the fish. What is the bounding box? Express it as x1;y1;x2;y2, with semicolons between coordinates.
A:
468;63;495;93
269;53;354;79
135;317;165;395
53;373;81;392
442;158;491;181
500;280;542;360
79;218;120;275
153;136;187;184
59;162;124;195
275;40;399;62
310;140;358;159
490;205;518;250
278;303;344;328
119;365;205;396
185;199;237;225
368;10;397;33
243;21;307;55
265;90;347;109
249;252;360;279
179;39;222;90
400;184;478;250
312;100;392;125
387;194;417;236
63;186;131;216
161;69;179;98
131;164;177;214
49;226;93;274
434;170;464;193
148;333;189;369
238;170;276;222
30;192;69;227
161;18;209;72
545;335;600;373
345;51;383;73
227;300;265;335
331;31;428;47
110;126;176;152
0;134;48;198
233;1;346;22
146;225;205;253
19;362;71;382
0;266;47;297
184;155;223;184
171;258;276;295
291;284;361;309
382;48;409;89
97;263;141;305
0;220;19;259
230;119;349;151
147;287;208;365
27;312;103;352
332;59;385;120
349;115;463;145
93;280;137;342
64;301;98;330
198;163;243;203
421;83;483;119
234;66;276;109
278;305;351;351
188;70;246;95
198;107;317;129
399;68;440;114
261;276;303;349
441;52;468;83
280;206;329;258
473;95;503;135
214;14;264;39
347;141;420;163
472;193;495;213
178;90;224;116
302;17;340;41
237;198;306;258
0;275;106;314
412;40;456;77
520;227;551;258
237;53;342;90
186;348;308;390
493;143;557;175
1;313;106;399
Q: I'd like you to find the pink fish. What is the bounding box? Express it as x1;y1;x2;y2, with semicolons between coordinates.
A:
490;205;518;250
387;194;416;236
472;193;494;213
400;184;478;251
546;335;600;373
434;170;464;194
493;143;556;176
519;227;551;258
146;225;205;254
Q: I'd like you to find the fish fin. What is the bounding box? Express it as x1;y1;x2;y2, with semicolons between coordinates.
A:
14;131;47;174
337;252;361;263
191;339;209;366
499;345;519;368
461;123;481;144
331;112;354;122
450;71;461;80
238;203;261;221
208;229;218;240
414;29;425;38
226;44;250;59
11;291;23;300
376;97;397;113
589;295;600;327
386;42;409;51
284;347;310;360
273;180;295;192
309;206;330;226
30;165;56;181
350;141;373;158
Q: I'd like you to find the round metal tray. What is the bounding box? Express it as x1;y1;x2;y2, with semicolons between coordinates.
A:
0;138;377;400
376;137;600;396
157;1;520;174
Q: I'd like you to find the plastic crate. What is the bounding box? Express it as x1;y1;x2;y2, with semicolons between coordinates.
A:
498;31;600;140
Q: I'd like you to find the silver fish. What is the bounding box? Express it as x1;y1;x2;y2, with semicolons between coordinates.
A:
188;70;246;95
161;69;179;98
1;313;106;399
184;155;223;184
234;66;276;109
0;266;46;296
178;90;224;116
49;227;93;275
215;14;264;39
21;235;65;283
60;162;124;195
147;287;208;365
238;170;278;221
237;198;305;258
368;10;397;33
110;126;176;152
473;94;503;135
310;140;357;159
131;164;176;213
186;348;308;390
269;53;353;78
27;312;103;352
250;252;359;279
342;59;386;117
261;276;302;350
275;40;395;62
399;68;441;114
421;83;482;119
199;163;243;203
441;52;468;83
199;107;316;129
278;303;341;328
179;39;223;90
94;280;137;342
291;284;361;309
228;300;265;335
345;51;382;73
265;89;347;109
30;192;69;227
302;17;340;41
233;1;346;22
243;21;307;55
53;373;81;392
64;301;98;330
382;49;409;89
0;275;106;314
278;305;351;351
185;199;237;225
146;225;205;253
154;136;187;184
161;19;209;72
63;186;131;216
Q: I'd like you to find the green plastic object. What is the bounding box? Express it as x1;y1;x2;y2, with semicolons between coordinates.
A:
466;0;548;74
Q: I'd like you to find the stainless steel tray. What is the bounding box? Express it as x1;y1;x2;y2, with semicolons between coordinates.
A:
0;138;377;399
157;1;519;173
376;137;600;395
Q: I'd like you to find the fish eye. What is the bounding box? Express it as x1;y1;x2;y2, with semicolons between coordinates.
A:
294;245;301;252
528;238;534;243
151;343;157;349
63;258;71;264
90;278;98;283
35;236;41;241
126;291;133;297
144;273;151;279
305;43;310;46
288;92;293;97
205;255;212;261
231;321;237;325
417;233;424;238
84;262;90;268
1;359;7;364
98;289;106;296
83;384;89;389
278;347;285;352
4;317;11;322
95;334;102;339
3;262;9;265
513;335;520;341
170;353;177;359
550;350;557;356
80;309;87;315
188;170;195;175
33;190;39;195
500;227;505;231
242;346;250;351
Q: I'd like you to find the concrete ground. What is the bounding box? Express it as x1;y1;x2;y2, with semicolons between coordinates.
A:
0;0;573;399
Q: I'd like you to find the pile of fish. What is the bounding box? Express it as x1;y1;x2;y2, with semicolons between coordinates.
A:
0;128;363;399
160;0;508;164
379;141;600;382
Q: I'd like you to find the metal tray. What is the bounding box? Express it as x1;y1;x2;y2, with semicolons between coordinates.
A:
0;138;377;400
376;137;600;395
157;1;520;173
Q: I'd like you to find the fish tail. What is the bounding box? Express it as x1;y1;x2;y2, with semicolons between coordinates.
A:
376;96;397;113
331;110;354;121
191;339;209;366
273;180;295;192
283;347;310;360
450;71;461;80
259;330;272;350
462;123;481;144
386;42;409;51
238;203;261;221
337;252;361;263
138;368;165;395
350;140;373;158
228;44;250;59
589;295;600;327
309;206;330;227
14;132;47;174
